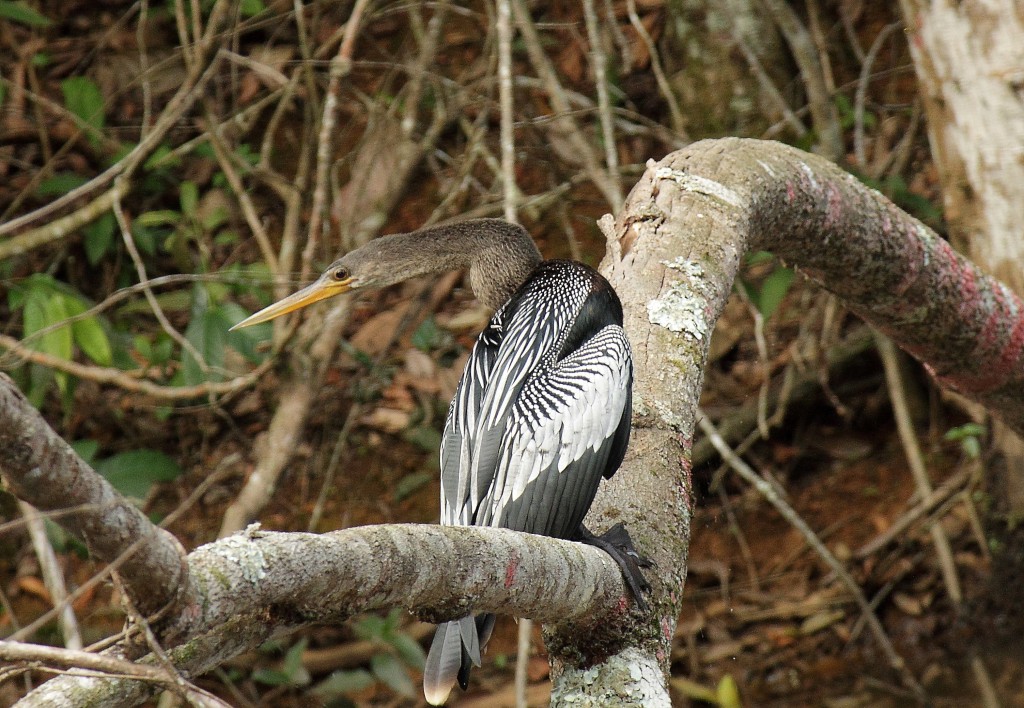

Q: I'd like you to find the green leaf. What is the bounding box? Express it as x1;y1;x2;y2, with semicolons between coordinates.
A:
402;425;441;454
716;674;742;708
353;615;386;642
388;632;426;670
281;639;310;685
118;290;193;316
370;653;415;698
755;266;795;320
135;210;181;228
62;297;111;364
179;181;198;215
411;317;444;351
60;76;105;137
944;423;987;442
744;251;773;267
223;302;269;363
93;449;182;500
311;669;375;697
23;289;73;362
69;308;112;366
250;668;292;686
0;0;53;26
143;143;179;171
44;518;71;552
71;439;100;463
239;0;264;16
393;471;431;502
251;639;310;687
83;211;115;264
179;289;230;386
37;172;89;197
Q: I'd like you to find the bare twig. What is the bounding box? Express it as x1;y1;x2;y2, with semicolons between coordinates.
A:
854;22;901;169
510;0;623;209
112;185;212;378
16;502;82;651
497;0;519;223
583;0;623;211
875;333;962;604
759;0;842;160
0;333;273;401
625;0;686;140
0;52;225;239
303;0;372;272
854;467;972;559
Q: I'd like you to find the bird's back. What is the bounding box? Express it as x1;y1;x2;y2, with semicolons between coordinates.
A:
440;260;633;539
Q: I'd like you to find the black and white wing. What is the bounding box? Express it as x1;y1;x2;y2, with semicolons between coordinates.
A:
439;272;581;527
478;325;632;537
439;314;502;526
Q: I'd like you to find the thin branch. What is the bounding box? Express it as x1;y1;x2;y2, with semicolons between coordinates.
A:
111;187;212;377
497;0;519;223
16;502;82;651
0;52;225;239
583;0;623;212
510;0;623;210
303;0;372;274
759;0;842;160
0;373;190;618
625;0;685;141
875;333;962;603
854;22;901;169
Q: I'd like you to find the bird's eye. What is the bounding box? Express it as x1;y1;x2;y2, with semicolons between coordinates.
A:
333;267;350;281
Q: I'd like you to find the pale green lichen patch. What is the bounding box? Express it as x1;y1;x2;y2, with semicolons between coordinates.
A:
647;283;709;342
554;647;671;707
653;167;742;209
213;533;268;585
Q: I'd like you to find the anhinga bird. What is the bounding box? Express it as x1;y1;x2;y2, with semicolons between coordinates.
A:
231;219;649;705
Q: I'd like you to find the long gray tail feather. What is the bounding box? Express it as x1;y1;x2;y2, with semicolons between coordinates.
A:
423;614;495;705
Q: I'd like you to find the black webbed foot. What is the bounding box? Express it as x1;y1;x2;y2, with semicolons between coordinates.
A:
577;522;653;611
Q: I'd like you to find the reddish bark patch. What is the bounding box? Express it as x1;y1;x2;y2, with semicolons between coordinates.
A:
504;552;521;589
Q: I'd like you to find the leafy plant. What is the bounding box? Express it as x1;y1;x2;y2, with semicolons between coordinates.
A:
0;0;52;27
71;440;183;501
8;275;113;406
736;252;795;320
252;638;311;687
944;422;987;460
312;610;426;701
60;77;105;146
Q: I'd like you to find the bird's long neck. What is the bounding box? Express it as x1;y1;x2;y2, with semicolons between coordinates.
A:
375;219;543;309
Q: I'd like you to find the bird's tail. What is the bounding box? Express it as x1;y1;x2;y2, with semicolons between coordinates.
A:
423;614;495;705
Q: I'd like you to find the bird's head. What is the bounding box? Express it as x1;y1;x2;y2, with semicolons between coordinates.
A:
229;254;372;331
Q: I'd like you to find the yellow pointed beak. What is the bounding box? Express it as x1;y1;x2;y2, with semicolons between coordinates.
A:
230;274;353;330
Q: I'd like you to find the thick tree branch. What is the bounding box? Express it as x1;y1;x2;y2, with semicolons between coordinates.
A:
18;524;630;705
615;138;1024;436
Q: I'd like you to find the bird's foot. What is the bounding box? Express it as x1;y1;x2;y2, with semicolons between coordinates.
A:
578;522;653;611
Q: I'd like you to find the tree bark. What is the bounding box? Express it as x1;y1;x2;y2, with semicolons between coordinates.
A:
899;0;1024;515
